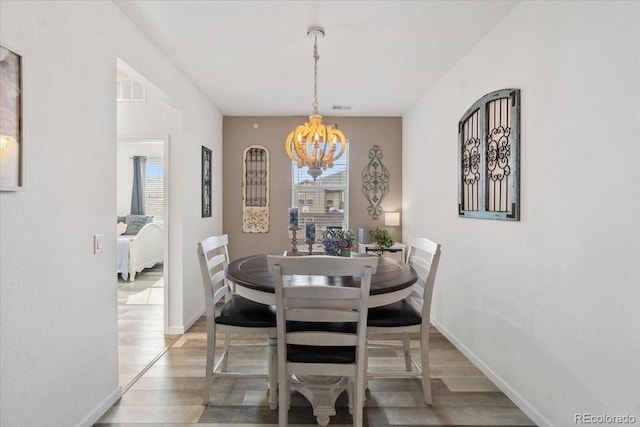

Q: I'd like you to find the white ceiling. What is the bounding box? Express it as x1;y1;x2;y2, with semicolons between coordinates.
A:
115;0;518;117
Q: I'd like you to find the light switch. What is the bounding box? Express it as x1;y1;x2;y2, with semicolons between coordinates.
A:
94;234;104;254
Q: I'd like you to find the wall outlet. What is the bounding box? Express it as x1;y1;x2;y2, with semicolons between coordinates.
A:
93;234;104;254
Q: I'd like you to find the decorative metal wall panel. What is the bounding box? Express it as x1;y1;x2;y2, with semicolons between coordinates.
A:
361;145;389;220
458;89;520;220
242;145;269;232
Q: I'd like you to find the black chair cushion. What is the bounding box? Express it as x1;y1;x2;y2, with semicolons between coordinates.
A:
286;321;357;364
367;299;422;327
287;344;356;364
215;296;276;328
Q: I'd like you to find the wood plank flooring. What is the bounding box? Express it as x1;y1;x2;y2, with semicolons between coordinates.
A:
116;264;179;390
98;291;536;426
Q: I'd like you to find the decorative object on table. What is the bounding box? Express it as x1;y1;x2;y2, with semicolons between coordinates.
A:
358;227;371;244
304;222;316;255
0;44;24;191
242;145;269;233
362;145;389;219
370;227;393;256
201;146;212;217
288;207;299;254
322;228;355;256
284;27;348;181
458;89;520;221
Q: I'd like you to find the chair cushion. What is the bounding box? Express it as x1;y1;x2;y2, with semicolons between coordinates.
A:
367;299;422;327
287;344;356;364
215;296;276;328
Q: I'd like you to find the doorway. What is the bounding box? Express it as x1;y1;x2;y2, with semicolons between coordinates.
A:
116;137;173;390
116;57;181;390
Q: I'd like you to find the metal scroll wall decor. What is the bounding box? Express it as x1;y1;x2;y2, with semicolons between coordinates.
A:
242;145;269;232
362;145;389;220
458;89;521;220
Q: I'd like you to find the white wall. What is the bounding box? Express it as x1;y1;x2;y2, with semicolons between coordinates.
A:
0;1;222;426
403;2;640;426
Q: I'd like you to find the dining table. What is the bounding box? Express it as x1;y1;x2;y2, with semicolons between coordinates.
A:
226;252;418;308
225;252;418;426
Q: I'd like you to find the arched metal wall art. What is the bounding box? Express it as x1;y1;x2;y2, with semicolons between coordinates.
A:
458;89;520;220
362;145;389;220
242;145;269;232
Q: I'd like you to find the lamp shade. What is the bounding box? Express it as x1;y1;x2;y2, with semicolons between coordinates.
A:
384;212;400;227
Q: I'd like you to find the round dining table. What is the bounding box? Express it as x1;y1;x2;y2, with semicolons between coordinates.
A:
225;252;418;308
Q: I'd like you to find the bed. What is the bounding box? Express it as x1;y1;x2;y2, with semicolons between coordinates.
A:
117;222;164;281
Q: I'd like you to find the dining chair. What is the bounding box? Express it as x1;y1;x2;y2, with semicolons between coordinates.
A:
366;237;442;405
267;255;378;427
197;235;278;409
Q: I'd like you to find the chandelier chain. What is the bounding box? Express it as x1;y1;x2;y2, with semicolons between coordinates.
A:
312;35;319;112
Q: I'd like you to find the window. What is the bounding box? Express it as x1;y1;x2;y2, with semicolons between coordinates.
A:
117;78;146;102
291;147;349;232
144;160;164;222
458;89;520;220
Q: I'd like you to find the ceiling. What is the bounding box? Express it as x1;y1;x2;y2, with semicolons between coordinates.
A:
114;1;518;117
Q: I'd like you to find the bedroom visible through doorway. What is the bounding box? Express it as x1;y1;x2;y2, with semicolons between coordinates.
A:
116;137;170;390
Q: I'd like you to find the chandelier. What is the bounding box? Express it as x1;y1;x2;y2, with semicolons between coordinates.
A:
285;27;348;180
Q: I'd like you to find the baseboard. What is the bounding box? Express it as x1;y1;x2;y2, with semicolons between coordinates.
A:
75;385;122;427
167;306;204;335
430;317;550;427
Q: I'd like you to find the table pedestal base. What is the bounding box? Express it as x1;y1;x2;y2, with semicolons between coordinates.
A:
293;375;350;426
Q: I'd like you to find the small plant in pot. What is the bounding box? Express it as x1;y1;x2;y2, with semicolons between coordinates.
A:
370;227;393;256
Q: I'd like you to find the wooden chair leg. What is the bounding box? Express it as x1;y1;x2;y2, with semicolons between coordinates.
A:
420;327;432;405
202;319;216;404
402;333;412;371
268;333;278;410
278;377;289;426
220;330;231;371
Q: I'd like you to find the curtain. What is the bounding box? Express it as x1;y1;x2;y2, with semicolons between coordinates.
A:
130;155;147;215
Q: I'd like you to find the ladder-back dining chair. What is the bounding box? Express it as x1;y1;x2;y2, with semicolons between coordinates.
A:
366;237;442;404
267;255;378;427
197;235;278;409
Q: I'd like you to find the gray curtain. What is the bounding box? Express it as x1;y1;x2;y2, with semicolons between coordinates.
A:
130;155;147;215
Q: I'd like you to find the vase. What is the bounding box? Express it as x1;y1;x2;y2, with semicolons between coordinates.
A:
339;249;351;257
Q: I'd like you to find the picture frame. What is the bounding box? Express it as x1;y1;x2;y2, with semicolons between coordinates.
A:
201;146;212;217
0;44;24;191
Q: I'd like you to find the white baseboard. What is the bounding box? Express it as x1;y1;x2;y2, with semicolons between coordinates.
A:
167;306;204;335
76;385;122;427
430;317;550;427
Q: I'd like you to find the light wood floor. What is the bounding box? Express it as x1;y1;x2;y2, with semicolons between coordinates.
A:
116;264;179;390
99;285;536;426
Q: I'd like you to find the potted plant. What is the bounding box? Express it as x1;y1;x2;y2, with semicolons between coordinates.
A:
370;227;393;256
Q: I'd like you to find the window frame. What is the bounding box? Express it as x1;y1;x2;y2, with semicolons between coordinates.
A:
291;146;349;232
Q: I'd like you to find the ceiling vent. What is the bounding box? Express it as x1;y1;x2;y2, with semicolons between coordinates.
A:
332;105;352;111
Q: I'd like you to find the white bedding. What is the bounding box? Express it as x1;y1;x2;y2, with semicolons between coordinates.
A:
117;235;134;280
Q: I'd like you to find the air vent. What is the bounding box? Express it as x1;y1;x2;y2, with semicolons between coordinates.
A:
332;105;352;111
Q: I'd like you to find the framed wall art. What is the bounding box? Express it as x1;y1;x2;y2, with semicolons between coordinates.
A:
0;44;24;191
458;89;521;221
242;145;269;233
201;146;212;217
